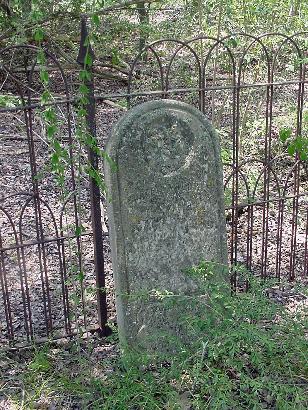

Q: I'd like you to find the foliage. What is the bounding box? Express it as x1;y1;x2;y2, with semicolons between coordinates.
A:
1;1;307;60
1;263;307;409
0;93;21;107
279;104;308;161
1;2;308;409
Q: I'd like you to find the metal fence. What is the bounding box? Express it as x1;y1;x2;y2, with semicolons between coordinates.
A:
0;22;307;346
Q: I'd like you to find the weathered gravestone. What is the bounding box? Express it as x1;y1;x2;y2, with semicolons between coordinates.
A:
104;99;228;352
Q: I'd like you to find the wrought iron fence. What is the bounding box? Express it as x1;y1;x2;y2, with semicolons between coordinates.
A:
0;23;307;346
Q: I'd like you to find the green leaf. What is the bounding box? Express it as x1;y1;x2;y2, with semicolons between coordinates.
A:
53;140;61;153
44;108;56;122
47;124;57;138
287;143;296;156
37;49;46;65
31;10;44;23
34;28;44;42
102;151;117;172
92;14;100;26
79;96;89;105
58;175;65;187
75;225;85;237
28;351;50;372
51;153;59;165
71;294;80;305
41;90;51;104
79;70;92;81
227;37;238;48
279;128;292;143
79;84;89;96
78;108;87;117
40;70;49;84
77;271;85;283
85;53;93;67
0;95;20;108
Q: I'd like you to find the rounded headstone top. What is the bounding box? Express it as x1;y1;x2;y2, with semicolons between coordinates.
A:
109;99;214;138
106;99;218;177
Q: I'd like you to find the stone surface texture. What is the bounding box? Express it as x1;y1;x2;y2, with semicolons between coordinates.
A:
104;99;228;351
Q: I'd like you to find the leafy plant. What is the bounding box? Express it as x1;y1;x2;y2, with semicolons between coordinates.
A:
3;261;307;409
0;94;21;107
279;127;308;161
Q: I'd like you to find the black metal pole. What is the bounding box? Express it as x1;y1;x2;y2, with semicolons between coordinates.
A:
77;16;110;336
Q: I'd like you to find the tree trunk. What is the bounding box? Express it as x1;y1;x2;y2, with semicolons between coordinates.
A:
137;2;150;60
289;0;301;16
0;0;11;17
22;0;31;17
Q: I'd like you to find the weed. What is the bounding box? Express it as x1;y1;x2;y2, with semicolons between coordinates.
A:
1;262;307;409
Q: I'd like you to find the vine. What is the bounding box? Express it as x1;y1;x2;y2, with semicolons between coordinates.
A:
32;14;113;342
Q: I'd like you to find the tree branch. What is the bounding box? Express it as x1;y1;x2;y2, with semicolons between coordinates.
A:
0;0;161;43
91;0;160;16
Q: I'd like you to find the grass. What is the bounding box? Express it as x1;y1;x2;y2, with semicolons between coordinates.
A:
0;264;307;409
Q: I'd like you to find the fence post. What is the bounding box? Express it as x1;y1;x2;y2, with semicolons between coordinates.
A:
77;16;110;336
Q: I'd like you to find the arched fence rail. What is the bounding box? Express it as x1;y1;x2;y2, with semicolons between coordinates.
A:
0;26;307;346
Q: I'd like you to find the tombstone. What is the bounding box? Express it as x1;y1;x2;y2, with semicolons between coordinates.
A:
104;99;228;353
